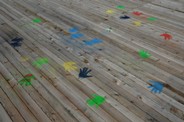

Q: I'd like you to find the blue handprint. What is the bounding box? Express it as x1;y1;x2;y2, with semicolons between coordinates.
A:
68;27;79;33
148;80;164;94
71;33;84;39
83;38;103;46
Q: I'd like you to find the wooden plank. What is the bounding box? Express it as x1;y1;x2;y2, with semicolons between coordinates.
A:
0;0;184;121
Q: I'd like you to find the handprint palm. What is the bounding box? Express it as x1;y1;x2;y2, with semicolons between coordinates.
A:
63;62;77;71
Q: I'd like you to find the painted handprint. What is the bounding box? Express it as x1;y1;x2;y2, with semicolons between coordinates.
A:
138;50;151;59
10;37;23;47
32;18;42;23
116;5;125;10
20;56;29;62
120;15;130;19
160;33;172;40
63;61;77;71
132;11;143;16
147;17;157;21
106;9;115;14
33;58;48;68
68;27;79;33
70;33;84;39
83;38;103;46
79;67;92;78
133;21;142;26
148;80;164;93
18;74;35;86
86;94;106;108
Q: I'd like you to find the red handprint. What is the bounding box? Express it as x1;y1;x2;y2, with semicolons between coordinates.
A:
132;11;143;16
160;33;172;40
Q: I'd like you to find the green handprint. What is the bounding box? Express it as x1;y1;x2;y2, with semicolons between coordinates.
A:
116;5;125;10
18;74;35;86
147;17;157;21
32;18;42;23
86;94;106;108
33;58;48;68
138;50;151;59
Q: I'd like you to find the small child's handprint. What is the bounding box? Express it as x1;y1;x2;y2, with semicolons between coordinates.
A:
63;61;77;71
79;67;92;78
148;80;164;94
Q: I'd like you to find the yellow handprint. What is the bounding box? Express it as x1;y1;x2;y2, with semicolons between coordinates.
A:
63;61;77;71
106;9;115;14
20;56;29;62
133;21;142;27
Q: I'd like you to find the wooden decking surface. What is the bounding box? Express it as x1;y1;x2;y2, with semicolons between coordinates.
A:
0;0;184;122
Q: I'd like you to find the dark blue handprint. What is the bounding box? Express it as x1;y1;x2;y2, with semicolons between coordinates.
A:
148;80;164;94
83;38;103;46
10;37;23;47
119;15;130;19
79;67;92;78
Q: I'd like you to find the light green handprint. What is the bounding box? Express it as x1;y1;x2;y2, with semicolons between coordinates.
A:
33;58;48;68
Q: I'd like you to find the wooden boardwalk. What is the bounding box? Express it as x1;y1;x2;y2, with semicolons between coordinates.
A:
0;0;184;121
